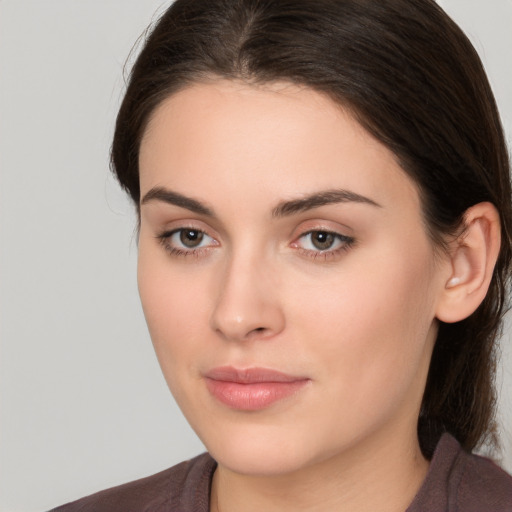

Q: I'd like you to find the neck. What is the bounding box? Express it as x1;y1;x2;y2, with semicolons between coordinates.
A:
210;429;429;512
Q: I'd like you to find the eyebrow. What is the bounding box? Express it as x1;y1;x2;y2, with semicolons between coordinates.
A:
272;189;381;217
140;186;381;218
141;186;214;216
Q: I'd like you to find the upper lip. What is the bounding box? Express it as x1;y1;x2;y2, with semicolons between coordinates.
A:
204;366;308;384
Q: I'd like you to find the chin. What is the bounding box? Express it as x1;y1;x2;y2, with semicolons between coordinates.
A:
210;442;311;476
199;422;330;476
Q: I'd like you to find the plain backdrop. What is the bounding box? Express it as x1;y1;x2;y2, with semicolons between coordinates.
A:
0;1;511;511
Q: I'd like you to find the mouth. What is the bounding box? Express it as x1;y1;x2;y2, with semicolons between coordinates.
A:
203;366;310;411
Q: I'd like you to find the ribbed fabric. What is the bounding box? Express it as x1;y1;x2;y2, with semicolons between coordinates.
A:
50;434;512;511
407;434;512;511
49;453;216;512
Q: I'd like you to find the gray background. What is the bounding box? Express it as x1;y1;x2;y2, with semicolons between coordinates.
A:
0;1;511;511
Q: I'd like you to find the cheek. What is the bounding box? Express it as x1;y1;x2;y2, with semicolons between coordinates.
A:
137;245;211;374
287;241;438;398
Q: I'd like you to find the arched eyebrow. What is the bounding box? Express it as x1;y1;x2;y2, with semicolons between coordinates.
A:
141;186;214;217
140;186;380;218
272;189;381;217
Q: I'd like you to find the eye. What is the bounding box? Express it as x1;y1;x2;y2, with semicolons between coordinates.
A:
177;228;206;248
293;230;355;255
302;231;338;251
157;227;217;256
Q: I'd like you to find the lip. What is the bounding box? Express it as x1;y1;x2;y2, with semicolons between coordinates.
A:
204;366;310;411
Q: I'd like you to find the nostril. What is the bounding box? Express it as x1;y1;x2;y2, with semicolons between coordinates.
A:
245;326;268;339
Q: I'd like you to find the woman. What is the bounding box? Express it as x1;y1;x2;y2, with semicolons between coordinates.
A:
52;0;512;510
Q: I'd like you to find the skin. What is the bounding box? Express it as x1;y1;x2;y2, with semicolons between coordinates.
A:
137;80;456;512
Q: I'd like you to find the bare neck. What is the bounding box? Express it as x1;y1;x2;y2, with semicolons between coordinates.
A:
210;431;429;512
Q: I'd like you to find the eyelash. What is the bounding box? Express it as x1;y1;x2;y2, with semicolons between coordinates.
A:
156;228;355;260
156;228;216;258
292;230;355;261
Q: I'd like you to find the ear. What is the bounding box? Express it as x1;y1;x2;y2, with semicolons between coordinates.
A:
435;202;501;323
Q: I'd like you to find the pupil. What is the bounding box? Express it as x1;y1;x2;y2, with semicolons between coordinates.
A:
180;229;203;247
312;231;334;250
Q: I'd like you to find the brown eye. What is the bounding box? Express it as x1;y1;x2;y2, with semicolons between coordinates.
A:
179;229;204;247
310;231;336;250
294;229;355;256
157;227;217;257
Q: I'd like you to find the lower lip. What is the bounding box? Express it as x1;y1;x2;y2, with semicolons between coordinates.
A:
205;379;309;411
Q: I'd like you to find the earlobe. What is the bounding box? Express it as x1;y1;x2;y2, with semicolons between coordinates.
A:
435;202;501;324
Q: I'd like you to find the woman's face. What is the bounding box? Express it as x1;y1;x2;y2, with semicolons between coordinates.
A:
138;80;450;475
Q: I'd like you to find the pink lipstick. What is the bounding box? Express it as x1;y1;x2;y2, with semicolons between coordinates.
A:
204;367;309;411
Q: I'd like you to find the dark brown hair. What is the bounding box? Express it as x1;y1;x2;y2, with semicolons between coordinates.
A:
111;0;512;457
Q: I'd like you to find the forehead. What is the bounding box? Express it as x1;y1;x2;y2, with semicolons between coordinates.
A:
138;80;421;217
140;80;348;160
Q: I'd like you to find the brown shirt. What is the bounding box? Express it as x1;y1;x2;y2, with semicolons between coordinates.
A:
50;434;512;512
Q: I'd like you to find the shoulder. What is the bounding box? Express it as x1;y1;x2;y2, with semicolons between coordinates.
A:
48;453;216;512
408;434;512;512
454;442;512;511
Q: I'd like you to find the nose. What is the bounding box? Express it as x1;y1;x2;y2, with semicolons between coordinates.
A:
210;252;285;342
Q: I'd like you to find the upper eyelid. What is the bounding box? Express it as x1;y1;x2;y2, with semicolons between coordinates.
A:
299;228;350;236
157;222;217;238
294;230;354;245
159;226;216;241
157;228;218;256
156;223;354;245
292;222;354;239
